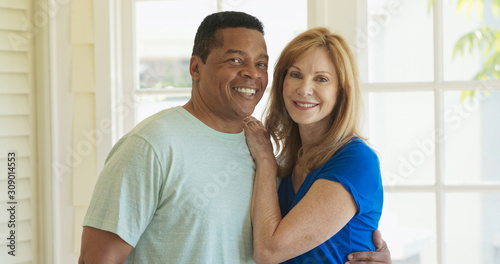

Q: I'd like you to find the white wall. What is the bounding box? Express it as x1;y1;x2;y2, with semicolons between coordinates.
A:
50;0;78;262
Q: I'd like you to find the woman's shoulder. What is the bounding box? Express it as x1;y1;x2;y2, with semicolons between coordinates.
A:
314;137;380;175
318;137;382;187
334;137;378;160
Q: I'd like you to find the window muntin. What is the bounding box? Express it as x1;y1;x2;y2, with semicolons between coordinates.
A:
364;0;500;263
132;0;307;125
365;0;434;83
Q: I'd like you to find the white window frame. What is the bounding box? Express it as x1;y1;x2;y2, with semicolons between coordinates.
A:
95;0;329;170
94;1;500;263
38;0;55;262
95;0;221;173
357;0;500;263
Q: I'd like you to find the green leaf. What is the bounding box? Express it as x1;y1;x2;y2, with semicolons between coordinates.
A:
483;28;495;54
455;0;488;19
427;0;434;13
477;0;484;18
453;32;477;59
453;35;466;59
453;26;499;60
460;90;475;102
493;0;500;17
451;1;499;102
469;34;475;54
457;0;467;12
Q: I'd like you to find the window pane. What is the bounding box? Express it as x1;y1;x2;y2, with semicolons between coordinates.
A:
444;90;500;184
369;92;435;185
134;0;307;123
137;95;190;123
380;193;437;264
135;0;217;89
222;0;307;87
445;193;500;264
365;0;434;83
443;0;500;81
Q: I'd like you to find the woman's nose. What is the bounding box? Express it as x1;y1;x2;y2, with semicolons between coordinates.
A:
296;79;313;97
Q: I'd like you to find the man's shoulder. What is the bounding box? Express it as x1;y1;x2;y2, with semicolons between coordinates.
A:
132;106;191;138
107;106;192;155
104;107;190;164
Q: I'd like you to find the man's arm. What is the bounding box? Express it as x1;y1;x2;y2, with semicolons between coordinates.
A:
345;230;391;264
79;226;133;264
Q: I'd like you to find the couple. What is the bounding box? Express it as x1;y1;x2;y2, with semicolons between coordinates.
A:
79;11;388;264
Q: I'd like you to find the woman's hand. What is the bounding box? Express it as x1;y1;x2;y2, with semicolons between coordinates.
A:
243;117;276;166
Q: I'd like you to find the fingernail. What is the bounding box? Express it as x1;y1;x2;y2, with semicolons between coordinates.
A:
347;254;353;260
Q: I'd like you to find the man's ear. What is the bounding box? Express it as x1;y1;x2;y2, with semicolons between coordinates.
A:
190;56;202;81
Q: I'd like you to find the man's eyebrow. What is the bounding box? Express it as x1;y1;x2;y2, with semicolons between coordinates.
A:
259;54;269;61
226;49;269;60
226;49;246;56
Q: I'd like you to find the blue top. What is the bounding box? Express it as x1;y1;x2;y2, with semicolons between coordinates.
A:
278;138;383;264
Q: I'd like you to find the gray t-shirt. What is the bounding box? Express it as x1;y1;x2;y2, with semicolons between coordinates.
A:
83;106;256;263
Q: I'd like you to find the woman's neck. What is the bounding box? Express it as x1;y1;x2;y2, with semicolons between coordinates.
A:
298;122;328;152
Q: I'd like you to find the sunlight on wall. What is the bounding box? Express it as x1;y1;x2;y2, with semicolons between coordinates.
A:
70;0;97;254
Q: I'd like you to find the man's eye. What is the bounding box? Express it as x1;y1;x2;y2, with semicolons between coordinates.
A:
229;58;241;63
257;62;268;68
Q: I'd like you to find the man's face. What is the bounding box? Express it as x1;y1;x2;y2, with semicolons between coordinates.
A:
195;27;269;121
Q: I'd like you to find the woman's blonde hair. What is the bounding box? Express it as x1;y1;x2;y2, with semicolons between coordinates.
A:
265;27;364;178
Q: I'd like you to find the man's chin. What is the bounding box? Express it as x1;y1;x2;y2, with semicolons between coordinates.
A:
235;106;256;119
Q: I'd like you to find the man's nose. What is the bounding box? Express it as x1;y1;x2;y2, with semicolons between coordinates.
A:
240;64;260;79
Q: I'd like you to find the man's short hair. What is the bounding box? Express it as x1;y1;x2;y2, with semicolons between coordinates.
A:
192;11;264;63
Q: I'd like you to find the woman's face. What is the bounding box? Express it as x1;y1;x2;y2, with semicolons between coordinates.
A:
282;47;339;131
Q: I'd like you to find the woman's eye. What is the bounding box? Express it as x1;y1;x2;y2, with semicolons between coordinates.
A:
317;77;328;82
290;73;301;78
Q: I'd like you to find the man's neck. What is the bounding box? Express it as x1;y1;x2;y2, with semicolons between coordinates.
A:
182;100;244;134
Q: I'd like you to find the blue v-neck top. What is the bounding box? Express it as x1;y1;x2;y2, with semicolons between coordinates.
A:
278;138;383;264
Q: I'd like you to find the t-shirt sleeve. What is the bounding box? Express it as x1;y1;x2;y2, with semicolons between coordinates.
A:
83;134;165;247
317;141;382;215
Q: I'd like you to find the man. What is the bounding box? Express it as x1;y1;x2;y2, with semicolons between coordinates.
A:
79;11;391;264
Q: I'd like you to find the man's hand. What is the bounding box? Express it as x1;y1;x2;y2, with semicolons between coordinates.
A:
345;230;391;264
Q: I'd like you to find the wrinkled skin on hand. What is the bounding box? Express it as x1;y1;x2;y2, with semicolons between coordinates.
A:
242;116;275;165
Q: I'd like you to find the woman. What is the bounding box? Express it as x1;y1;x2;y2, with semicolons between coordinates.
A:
243;27;384;264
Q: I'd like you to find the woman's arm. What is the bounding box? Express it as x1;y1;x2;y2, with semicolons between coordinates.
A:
244;117;357;264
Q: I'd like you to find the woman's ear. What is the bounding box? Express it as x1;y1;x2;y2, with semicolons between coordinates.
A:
190;56;201;81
